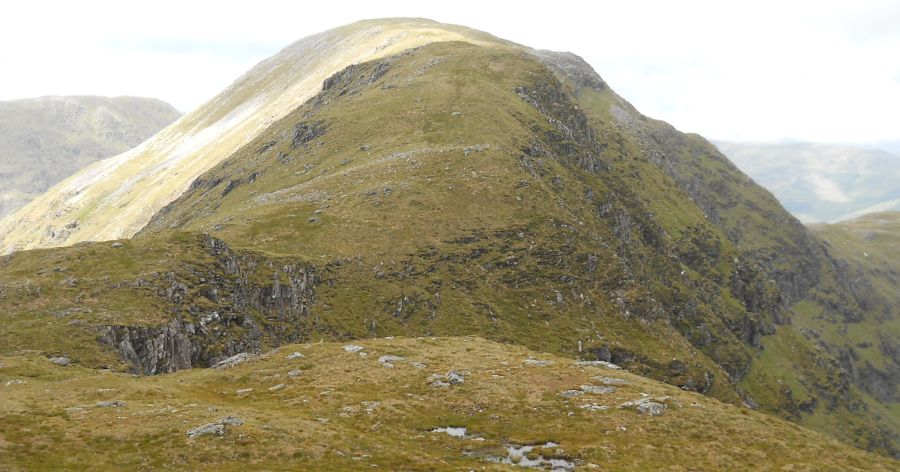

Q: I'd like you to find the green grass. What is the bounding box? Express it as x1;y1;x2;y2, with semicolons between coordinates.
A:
0;336;895;471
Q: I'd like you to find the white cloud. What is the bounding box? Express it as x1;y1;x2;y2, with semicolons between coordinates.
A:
1;0;898;144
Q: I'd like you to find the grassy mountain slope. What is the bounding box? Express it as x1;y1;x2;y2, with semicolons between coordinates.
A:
0;96;180;217
0;20;896;460
142;41;755;399
0;19;516;254
736;211;900;453
1;336;896;471
561;58;900;455
134;40;896;454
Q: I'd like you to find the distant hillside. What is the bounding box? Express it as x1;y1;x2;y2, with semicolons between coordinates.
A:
0;96;180;217
810;212;900;306
714;141;900;223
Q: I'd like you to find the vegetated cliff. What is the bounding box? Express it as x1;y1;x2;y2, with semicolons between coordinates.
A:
0;20;895;458
808;213;900;402
97;234;317;374
0;232;318;374
0;95;180;217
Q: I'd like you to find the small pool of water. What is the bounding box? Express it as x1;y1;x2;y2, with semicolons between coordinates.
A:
436;427;575;470
432;426;468;438
495;442;575;471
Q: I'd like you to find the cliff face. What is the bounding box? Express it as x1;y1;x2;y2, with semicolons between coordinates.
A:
97;235;316;374
808;213;900;402
0;95;180;217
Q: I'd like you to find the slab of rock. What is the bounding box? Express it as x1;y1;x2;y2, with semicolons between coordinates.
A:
186;416;244;438
268;384;286;392
580;385;616;395
235;388;253;395
560;390;584;398
288;370;303;378
212;352;255;369
578;403;609;411
187;423;224;438
637;401;666;416
96;400;125;408
378;355;404;368
430;371;466;387
574;360;621;370
285;352;305;360
591;376;628;386
446;371;466;385
343;344;364;353
523;358;554;367
49;356;71;366
619;396;673;416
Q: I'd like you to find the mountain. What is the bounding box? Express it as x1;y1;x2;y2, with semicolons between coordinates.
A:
713;141;900;223
0;20;515;253
0;19;897;463
0;96;180;218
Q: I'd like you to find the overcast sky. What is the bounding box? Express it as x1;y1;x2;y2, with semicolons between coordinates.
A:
1;0;898;144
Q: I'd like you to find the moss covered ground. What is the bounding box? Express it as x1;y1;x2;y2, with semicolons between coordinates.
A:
1;337;896;471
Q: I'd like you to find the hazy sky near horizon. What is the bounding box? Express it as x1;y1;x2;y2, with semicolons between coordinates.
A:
1;0;898;144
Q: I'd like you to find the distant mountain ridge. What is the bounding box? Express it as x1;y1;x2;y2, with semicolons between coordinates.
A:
714;140;900;223
0;95;181;218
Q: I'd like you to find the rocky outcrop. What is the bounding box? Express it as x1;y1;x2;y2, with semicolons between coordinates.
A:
98;319;193;374
512;70;761;383
517;57;899;449
97;235;317;374
186;416;244;438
